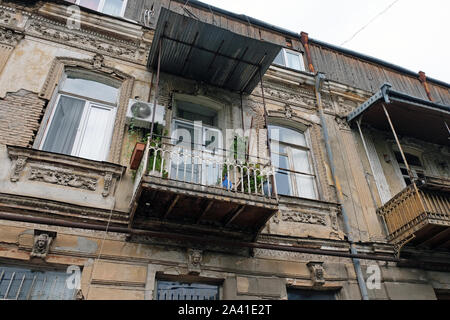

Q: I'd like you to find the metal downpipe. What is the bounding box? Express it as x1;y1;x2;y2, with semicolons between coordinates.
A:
314;73;370;300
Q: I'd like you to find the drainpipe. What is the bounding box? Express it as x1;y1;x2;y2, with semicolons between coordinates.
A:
314;73;370;300
300;32;315;73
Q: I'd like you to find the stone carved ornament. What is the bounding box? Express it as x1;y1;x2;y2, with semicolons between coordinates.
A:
273;211;327;226
0;26;23;46
187;249;203;274
28;166;98;191
30;232;55;259
27;19;147;64
10;156;27;182
307;261;325;287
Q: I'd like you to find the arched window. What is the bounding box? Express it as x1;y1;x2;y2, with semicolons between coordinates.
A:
39;69;119;161
269;124;317;199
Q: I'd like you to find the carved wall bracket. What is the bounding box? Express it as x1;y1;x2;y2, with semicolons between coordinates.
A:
307;261;326;287
187;249;203;275
30;230;56;259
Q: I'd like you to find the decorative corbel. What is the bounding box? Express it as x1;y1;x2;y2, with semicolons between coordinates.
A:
187;249;203;275
307;261;326;287
30;230;56;259
10;155;27;182
102;172;114;197
92;53;105;69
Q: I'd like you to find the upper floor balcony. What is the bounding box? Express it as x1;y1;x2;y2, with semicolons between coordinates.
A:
130;139;278;242
378;175;450;251
348;83;450;253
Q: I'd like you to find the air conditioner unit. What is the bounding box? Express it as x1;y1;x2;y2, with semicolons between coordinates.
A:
126;99;166;129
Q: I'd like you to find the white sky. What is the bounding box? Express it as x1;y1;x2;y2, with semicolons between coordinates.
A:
200;0;450;84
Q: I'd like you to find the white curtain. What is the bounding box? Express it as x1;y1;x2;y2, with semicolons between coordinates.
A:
42;96;85;155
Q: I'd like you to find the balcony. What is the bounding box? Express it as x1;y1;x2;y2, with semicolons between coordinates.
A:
130;141;279;242
378;176;450;250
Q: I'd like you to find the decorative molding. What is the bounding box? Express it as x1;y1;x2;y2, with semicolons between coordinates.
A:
28;165;98;191
7;145;126;198
0;26;23;46
307;261;326;287
273;210;327;226
335;116;351;131
0;192;129;225
187;249;203;275
26;18;149;65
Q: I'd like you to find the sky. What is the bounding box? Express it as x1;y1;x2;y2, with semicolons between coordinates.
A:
199;0;450;84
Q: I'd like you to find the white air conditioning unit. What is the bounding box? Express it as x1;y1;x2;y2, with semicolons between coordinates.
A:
126;99;166;129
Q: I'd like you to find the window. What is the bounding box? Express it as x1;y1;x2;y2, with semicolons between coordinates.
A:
0;265;76;300
40;69;119;161
67;0;127;17
394;151;425;186
273;48;306;72
287;288;337;300
269;125;317;199
171;101;222;185
156;281;219;300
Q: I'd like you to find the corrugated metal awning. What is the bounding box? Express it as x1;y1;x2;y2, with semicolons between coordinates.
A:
147;8;282;94
347;84;450;146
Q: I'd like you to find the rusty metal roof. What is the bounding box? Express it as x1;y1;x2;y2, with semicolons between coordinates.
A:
348;84;450;145
147;8;282;94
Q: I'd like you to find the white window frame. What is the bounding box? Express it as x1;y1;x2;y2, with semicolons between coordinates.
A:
39;75;118;162
72;0;128;17
170;117;223;186
269;125;318;200
274;48;306;72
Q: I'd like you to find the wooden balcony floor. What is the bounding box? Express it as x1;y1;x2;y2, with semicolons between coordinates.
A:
132;175;279;241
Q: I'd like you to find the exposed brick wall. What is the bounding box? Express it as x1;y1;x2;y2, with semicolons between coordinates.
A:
0;90;46;147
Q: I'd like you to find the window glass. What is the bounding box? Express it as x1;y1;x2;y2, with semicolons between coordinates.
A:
286;51;303;71
292;149;311;174
157;281;219;300
76;105;115;161
274;169;292;196
0;266;76;300
273;50;285;66
269;124;317;199
287;288;337;300
176;101;218;127
269;125;306;147
296;174;317;199
272;48;305;72
78;0;101;11
102;0;125;16
42;96;85;155
62;74;119;104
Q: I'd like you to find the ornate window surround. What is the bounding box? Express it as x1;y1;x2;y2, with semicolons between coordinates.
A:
34;54;135;164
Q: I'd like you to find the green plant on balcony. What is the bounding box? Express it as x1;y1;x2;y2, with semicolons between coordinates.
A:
221;136;264;193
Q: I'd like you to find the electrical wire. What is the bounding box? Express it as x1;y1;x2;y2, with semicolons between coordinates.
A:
340;0;400;46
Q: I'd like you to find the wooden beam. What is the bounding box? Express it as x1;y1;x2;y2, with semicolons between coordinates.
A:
224;205;246;228
421;227;450;249
163;195;180;219
196;200;214;224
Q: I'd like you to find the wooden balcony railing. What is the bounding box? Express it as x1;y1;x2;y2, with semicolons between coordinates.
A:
377;176;450;251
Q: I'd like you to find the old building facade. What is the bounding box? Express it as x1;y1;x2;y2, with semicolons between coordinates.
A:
0;0;449;300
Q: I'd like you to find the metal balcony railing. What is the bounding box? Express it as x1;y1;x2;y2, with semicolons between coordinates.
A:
133;139;278;201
